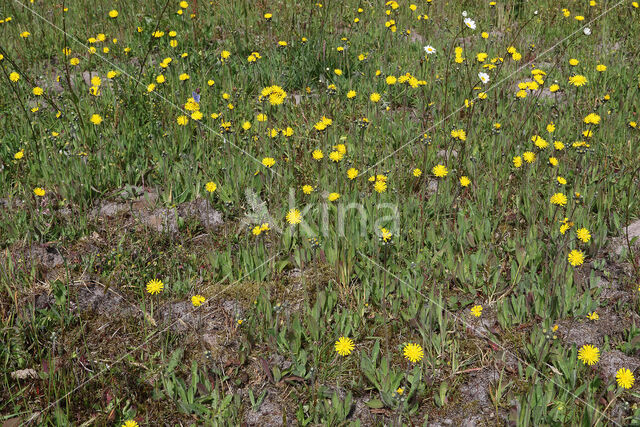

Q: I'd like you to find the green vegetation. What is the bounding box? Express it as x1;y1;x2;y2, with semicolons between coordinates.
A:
1;0;640;425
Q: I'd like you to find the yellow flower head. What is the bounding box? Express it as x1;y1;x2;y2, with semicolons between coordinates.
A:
577;344;599;365
432;164;448;178
616;368;635;389
33;187;45;197
403;343;424;363
568;249;585;267
470;305;483;317
191;295;206;307
286;209;302;225
334;337;355;356
205;182;217;193
146;279;164;295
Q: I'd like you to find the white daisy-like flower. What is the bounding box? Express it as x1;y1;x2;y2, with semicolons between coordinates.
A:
424;45;436;54
478;72;490;84
583;27;591;35
464;17;476;30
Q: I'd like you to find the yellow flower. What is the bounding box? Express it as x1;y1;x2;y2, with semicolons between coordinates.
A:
262;157;275;168
403;343;424;363
576;228;591;243
374;180;387;193
32;87;43;96
191;295;205;307
577;344;599;365
470;305;482;317
347;90;356;98
587;312;599;320
108;9;118;18
432;164;448;178
9;72;20;82
33;187;45;197
523;151;535;163
584;113;601;125
121;421;139;427
334;337;355;356
14;150;24;160
568;75;587;87
513;156;523;168
302;185;314;195
90;114;103;125
146;279;164;295
256;113;267;122
386;75;397;85
413;168;422;177
616;368;635;389
459;176;471;187
177;115;188;125
347;168;359;180
370;92;381;103
596;64;607;72
568;249;585;267
205;182;217;193
550;193;567;206
328;192;340;201
286;209;302;225
312;149;324;160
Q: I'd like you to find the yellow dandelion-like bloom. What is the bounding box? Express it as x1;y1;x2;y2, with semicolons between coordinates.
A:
403;343;424;363
523;151;535;163
370;92;381;103
587;312;599;320
14;150;24;160
470;305;483;317
312;149;324;160
329;151;344;162
109;9;118;18
302;185;314;195
177;115;188;126
513;156;523;168
576;228;591;243
413;168;422;177
328;192;340;201
90;114;103;125
550;193;567;207
33;187;45;197
205;182;217;193
146;279;164;295
32;87;43;96
460;176;471;187
191;295;205;307
347;168;359;180
121;420;139;427
334;337;355;356
616;368;635;389
584;113;601;125
262;157;275;168
374;180;387;193
577;344;599;366
9;72;20;82
568;75;587;87
568;249;585;267
252;226;262;236
286;209;302;225
347;90;356;98
432;164;448;178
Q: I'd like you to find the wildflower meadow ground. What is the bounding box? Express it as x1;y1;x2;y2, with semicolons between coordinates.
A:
1;0;640;425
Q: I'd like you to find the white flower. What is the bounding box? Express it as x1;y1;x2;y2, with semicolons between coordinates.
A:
583;27;591;35
478;72;490;84
462;10;468;17
464;17;476;30
424;45;436;55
